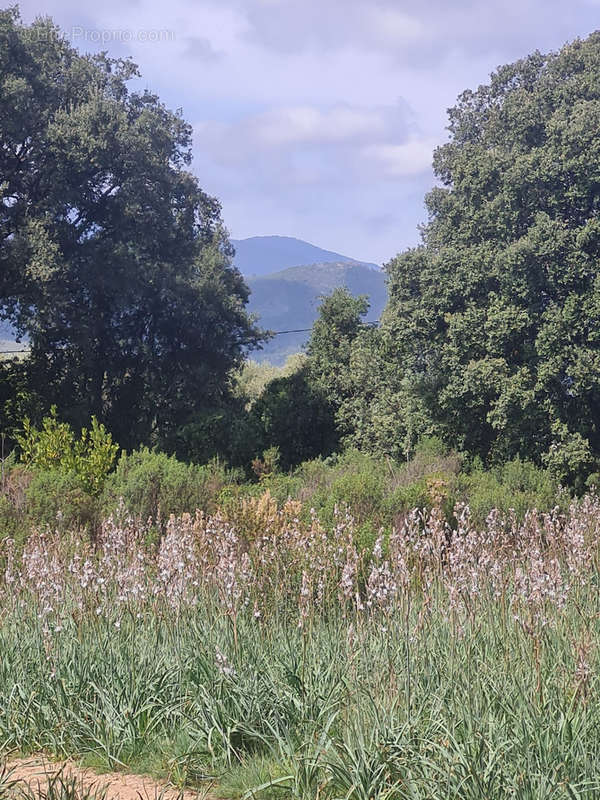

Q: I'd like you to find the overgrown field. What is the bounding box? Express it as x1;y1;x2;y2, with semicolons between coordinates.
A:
2;491;600;799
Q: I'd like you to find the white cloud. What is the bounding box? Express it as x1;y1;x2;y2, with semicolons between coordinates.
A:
256;106;385;146
247;106;389;146
193;102;416;164
363;7;425;47
362;138;437;177
13;0;600;261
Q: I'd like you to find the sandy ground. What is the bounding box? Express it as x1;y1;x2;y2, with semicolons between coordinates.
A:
2;755;213;800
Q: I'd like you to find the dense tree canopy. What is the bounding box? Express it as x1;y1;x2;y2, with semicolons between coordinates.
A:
0;8;262;449
374;33;600;484
3;10;600;488
249;366;337;472
306;288;369;412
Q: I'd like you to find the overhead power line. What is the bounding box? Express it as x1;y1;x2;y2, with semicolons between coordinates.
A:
269;321;380;336
0;322;381;353
270;328;312;335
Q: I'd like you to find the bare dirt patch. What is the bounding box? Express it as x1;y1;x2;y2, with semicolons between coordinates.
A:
3;756;212;800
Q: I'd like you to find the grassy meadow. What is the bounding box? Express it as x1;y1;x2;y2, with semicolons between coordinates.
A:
2;482;600;799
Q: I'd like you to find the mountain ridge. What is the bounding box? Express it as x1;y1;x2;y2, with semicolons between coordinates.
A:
232;235;379;277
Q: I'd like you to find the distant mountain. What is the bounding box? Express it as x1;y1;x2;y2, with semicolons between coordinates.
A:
0;239;386;364
232;235;379;277
246;261;387;365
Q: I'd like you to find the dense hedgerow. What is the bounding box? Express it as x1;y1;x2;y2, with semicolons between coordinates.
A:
0;437;567;548
102;448;242;526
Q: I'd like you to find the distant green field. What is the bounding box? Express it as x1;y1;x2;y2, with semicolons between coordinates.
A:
0;340;28;360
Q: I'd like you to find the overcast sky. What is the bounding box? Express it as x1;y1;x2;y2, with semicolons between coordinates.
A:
15;0;600;263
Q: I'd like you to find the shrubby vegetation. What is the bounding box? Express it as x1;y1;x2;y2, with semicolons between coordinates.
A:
2;14;600;487
0;410;567;548
3;15;600;798
17;407;117;497
103;448;240;523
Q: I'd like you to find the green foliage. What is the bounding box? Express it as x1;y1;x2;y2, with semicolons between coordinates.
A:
0;358;40;449
241;290;376;473
308;454;386;527
319;33;600;487
231;446;562;539
0;493;21;542
542;421;595;492
249;367;339;472
103;447;240;521
25;469;100;532
16;407;117;497
306;288;370;414
237;447;460;538
234;355;306;408
251;446;281;481
1;409;118;536
0;411;565;546
460;457;563;524
0;8;263;450
4;12;600;495
173;404;258;468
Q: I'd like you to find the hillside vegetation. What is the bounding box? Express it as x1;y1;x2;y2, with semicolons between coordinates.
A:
247;261;386;364
3;13;600;799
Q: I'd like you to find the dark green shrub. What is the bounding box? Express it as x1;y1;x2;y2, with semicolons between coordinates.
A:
311;464;385;528
250;368;339;471
384;480;431;520
173;405;259;469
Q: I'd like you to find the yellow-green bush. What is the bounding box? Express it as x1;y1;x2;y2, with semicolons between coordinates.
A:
17;407;118;496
